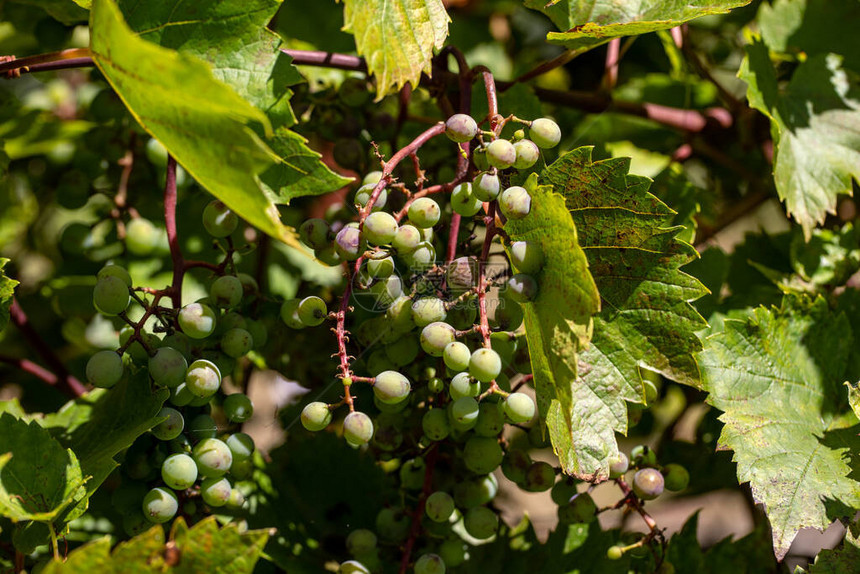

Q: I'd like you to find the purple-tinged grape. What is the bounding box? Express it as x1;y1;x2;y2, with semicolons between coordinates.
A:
97;263;132;287
464;436;504;474
472;172;500;201
86;350;123;388
420;322;456;356
559;492;597;523
363;211;398;245
221;328;253;358
126;218;159;255
523;461;556;492
474;402;505;437
446;256;478;293
445;113;478;143
280;299;304;329
502;448;532;484
408;197;441;229
366;256;395;278
425;491;455;523
662;464;690;492
343;411;374;445
464;506;498;539
187;414;217;442
142;487;178;523
335;225;366;261
93;275;130;316
226;488;245;509
298;296;328;327
193;438;233;477
503;392;535;423
633;468;664;500
185;359;221;398
631;444;657;467
509;241;544;274
385;336;420;366
412;297;447;327
161;453;197;490
178;303;217;339
354;183;388;212
346;529;377;556
299;218;330;250
415;553;446;574
223;393;253;422
392;224;422;252
498;186;531;220
451;182;483;217
608;452;629;479
449;396;479;430
210;275;243;308
486;139;516;169
443;342;471;372
149;347;187;387
469;348;502;382
512;139;540;169
203;200;238;238
200;476;232;507
422;408;450;441
449;372;479;400
151;407;184;440
301;402;332;432
373;370;411;404
226;432;255;461
529;118;561;149
506;274;538;302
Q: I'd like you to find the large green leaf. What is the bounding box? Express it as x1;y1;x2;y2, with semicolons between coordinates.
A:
523;0;752;51
699;296;860;560
739;39;860;239
0;413;86;523
501;174;600;444
0;258;17;333
540;147;707;480
342;0;450;98
89;0;299;246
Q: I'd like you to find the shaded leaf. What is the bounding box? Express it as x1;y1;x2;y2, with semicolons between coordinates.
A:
0;258;17;333
807;520;860;573
739;39;860;238
789;223;860;286
699;296;860;560
540;147;707;480
342;0;449;98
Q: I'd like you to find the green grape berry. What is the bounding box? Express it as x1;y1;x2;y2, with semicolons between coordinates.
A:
149;347;187;387
142;487;178;523
608;452;629;479
193;438;233;477
463;506;498;539
420;322;456;356
498;186;531;220
280;299;304;329
422;408;450;441
529;118;561;149
354;183;388;211
301;402;332;431
474;402;505;437
662;463;690;492
384;336;420;366
472;172;500;201
151;407;184;440
412;297;447;327
373;370;412;404
298;296;328;327
366;256;395;278
178;303;217;339
226;432;255;461
632;468;665;500
299;218;330;250
340;561;372;574
404;241;436;270
226;488;245;509
503;392;535;423
347;528;377;556
509;241;543;274
502;448;532;484
187;414;218;442
561;492;597;523
376;507;410;542
210;275;243;308
185;359;221;397
392;224;422;252
203;200;239;238
86;350;124;388
415;553;446;574
363;211;398;245
161;453;197;490
200;476;232;507
223;393;254;422
443;342;471;372
469;348;502;382
425;491;455;522
449;397;480;430
221;328;253;358
343;411;374;445
463;436;504;474
125;218;159;256
630;445;657;467
445;113;478;143
607;546;624;560
97;263;132;287
485;139;516;169
408;197;441;229
451;182;483;217
93;275;130;316
512;139;540;169
506;274;538;302
524;461;556;492
449;372;479;400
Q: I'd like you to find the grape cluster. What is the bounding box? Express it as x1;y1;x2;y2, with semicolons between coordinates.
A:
87;200;263;534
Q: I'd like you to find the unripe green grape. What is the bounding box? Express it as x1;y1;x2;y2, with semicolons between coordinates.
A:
464;506;498;539
230;457;253;480
210;275;243;308
373;423;403;451
93;275;130;316
142;487;178;523
149;347;187;387
561;492;597;523
499;186;532;220
633;468;665;500
226;432;255;461
529;118;561;149
340;561;372;574
630;444;657;468
376;507;410;542
509;241;544;275
366;256;395;278
343;411;374;445
414;553;446;574
354;183;388;211
161;332;191;359
550;478;579;506
339;77;371;107
512;139;540;169
412;297;447;327
86;350;124;388
161;453;197;490
301;402;332;431
203;200;239;237
492;295;524;331
366;349;396;376
449;397;480;430
606;545;624;560
507;274;538;303
408;198;441;229
662;463;690;491
226;488;245;509
363;211;398;246
439;540;466;568
502;448;532;484
193;438;233;477
373;371;411;404
347;529;377;556
185;359;221;398
420;322;456;356
297;296;328;327
419;226;434;242
503;392;535;423
385;336;420;366
454;474;498;509
336;226;365;261
219;311;247;333
178;303;217;339
425;491;455;523
315;244;342;266
473;402;506;438
125;218;159;255
445;113;478;143
399;457;425;490
524;461;556;492
404;242;436;270
451;182;483;217
299;218;330;250
188;414;218;441
443;342;471;372
385;296;415;332
449;372;479;400
608;452;629;479
223;393;254;422
169;383;194;407
280;299;304;329
151;407;184;441
485;139;516;169
200;476;232;507
472;172;500;201
428;377;444;393
367;275;403;310
469;348;502;382
464;436;504;474
363;171;383;185
392;224;422;252
97;263;132;287
221;328;253;358
422;408;450;441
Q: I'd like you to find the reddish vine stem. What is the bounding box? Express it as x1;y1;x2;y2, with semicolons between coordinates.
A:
398;443;440;574
164;156;183;309
8;299;86;397
604;38;621;90
0;355;65;387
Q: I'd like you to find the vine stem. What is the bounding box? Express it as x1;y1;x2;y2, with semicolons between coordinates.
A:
398;443;439;574
164;155;183;309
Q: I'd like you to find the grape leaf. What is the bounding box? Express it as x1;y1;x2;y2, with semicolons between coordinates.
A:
501;174;601;440
739;38;860;239
807;521;860;573
0;413;87;523
849;382;860;421
523;0;752;52
342;0;450;99
0;258;17;333
699;296;860;560
540;147;707;480
88;0;299;247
